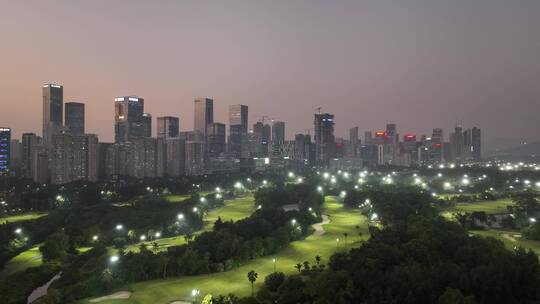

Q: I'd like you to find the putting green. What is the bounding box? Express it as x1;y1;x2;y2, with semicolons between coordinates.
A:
83;197;368;303
0;245;42;279
164;195;191;203
0;212;48;224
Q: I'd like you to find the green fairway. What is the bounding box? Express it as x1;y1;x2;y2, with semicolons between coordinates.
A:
83;197;367;304
0;245;42;279
445;198;513;214
122;195;256;253
0;212;48;224
472;229;540;255
164;194;191;203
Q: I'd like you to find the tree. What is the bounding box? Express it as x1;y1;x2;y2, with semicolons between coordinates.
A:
247;270;258;297
343;232;348;244
315;255;321;266
39;230;70;262
295;263;302;273
264;272;285;292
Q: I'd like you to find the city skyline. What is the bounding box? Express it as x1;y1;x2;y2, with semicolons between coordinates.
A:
1;1;539;151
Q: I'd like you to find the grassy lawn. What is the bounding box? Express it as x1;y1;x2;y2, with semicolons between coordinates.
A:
122;195;256;254
445;198;513;215
0;212;48;225
164;195;191;203
471;229;540;255
0;245;42;279
84;197;368;304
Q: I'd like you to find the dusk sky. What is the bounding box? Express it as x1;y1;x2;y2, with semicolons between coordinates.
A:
1;0;539;151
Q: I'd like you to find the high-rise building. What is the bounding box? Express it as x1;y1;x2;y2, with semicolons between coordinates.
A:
65;102;85;135
229;105;248;156
21;133;41;178
207;122;226;157
386;123;398;145
42;84;63;145
142;113;152;137
471;127;481;160
349;127;359;156
157;116;180;139
33;145;49;184
430;128;444;162
450;125;464;161
165;138;185;176
364;131;373;145
271;121;285;145
253;122;271;156
9;139;22;175
314;113;335;166
50;133;72;184
114;96;145;142
0;128;11;175
194;98;214;137
50;133;99;184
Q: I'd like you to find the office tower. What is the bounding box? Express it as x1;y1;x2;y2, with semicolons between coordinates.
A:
252;122;271;156
386;123;397;144
21;133;42;178
157;116;180;139
449;125;464;161
42;84;63;145
349;127;359;156
10;139;22;175
65;102;85;135
471;127;481;160
431;128;444;162
271;121;285;145
229;104;248;156
314;113;335;166
207;122;226;157
97;142;112;180
33;146;49;184
364;131;373;145
114;96;145;142
142;113;152;137
0;128;10;175
194;98;214;136
165;138;186;177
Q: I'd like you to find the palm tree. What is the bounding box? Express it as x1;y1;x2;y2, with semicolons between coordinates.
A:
343;232;349;244
247;270;258;297
303;261;310;271
184;233;194;243
152;241;159;252
295;263;302;273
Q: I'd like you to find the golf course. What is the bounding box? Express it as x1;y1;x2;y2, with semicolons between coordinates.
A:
82;196;368;303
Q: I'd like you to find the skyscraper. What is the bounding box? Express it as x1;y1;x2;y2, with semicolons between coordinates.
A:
253;122;271;156
349;126;359;156
114;96;144;142
471;127;481;160
157;116;180;139
207;122;226;157
271;121;285;145
42;84;63;145
65;102;85;135
142;113;152;137
450;125;464;161
0;128;11;175
194;98;214;136
21;133;41;178
229;104;248;156
314;113;335;166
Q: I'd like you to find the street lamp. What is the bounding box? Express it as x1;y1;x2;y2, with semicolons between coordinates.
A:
92;235;99;241
110;255;119;263
291;219;296;225
115;224;123;231
14;228;22;234
177;213;184;220
272;258;276;272
140;235;146;241
155;232;161;238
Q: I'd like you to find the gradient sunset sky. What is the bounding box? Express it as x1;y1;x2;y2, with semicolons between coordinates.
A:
1;0;539;150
